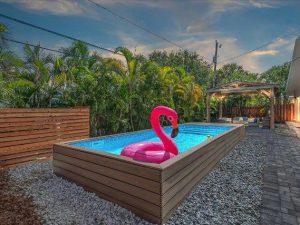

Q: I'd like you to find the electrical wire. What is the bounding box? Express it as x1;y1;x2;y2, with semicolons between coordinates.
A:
0;13;121;55
86;0;212;62
87;0;182;49
219;29;300;64
3;37;64;54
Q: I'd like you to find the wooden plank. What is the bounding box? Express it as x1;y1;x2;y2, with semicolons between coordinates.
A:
0;131;58;143
0;112;90;118
54;170;161;224
0;107;89;113
54;145;161;182
0;152;52;167
1;155;52;169
54;160;160;205
0;124;56;133
53;152;160;194
0;148;52;161
53;166;161;217
0;125;89;138
0;129;88;145
0;119;90;128
0;140;54;155
0;135;57;148
0;115;89;123
0;121;89;133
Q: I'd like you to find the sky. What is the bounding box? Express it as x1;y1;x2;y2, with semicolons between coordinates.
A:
0;0;300;73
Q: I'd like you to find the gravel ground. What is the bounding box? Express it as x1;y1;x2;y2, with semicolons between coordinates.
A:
2;133;266;225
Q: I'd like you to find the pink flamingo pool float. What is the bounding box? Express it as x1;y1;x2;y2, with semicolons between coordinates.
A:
121;106;179;164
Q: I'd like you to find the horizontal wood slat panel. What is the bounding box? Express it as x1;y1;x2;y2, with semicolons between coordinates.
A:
53;145;161;182
53;160;160;205
0;107;90;168
53;152;160;194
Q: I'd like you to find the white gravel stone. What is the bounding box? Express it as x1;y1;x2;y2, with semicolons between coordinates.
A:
8;135;266;225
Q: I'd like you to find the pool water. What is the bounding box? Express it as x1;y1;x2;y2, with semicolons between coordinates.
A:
69;124;234;155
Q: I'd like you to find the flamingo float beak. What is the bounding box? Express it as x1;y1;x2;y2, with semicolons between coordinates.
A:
171;123;179;138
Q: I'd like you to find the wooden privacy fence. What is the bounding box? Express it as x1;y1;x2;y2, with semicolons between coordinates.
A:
223;103;295;123
223;106;267;118
274;103;294;123
0;107;90;168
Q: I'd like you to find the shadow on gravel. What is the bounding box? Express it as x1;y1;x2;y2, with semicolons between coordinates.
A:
0;169;43;225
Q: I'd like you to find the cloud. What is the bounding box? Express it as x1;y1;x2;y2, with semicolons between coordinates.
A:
184;0;281;34
0;0;175;16
249;0;276;8
2;0;292;73
105;31;266;73
250;49;278;56
266;37;296;53
0;0;86;15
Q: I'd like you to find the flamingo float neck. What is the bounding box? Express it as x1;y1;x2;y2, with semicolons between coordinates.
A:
150;107;178;155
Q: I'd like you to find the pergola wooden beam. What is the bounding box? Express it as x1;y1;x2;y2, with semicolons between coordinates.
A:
206;81;278;129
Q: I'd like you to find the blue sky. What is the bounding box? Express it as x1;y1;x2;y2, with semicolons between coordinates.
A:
0;0;300;73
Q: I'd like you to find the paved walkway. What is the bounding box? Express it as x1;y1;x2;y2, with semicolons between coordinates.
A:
251;124;300;225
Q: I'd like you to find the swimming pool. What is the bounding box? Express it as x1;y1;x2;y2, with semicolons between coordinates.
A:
53;123;244;224
69;124;234;155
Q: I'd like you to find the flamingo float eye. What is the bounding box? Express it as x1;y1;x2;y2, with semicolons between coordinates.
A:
168;116;173;121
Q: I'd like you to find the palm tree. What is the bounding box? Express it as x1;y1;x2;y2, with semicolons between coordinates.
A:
114;47;142;131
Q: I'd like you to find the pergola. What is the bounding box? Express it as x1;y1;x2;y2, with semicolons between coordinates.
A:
206;81;278;129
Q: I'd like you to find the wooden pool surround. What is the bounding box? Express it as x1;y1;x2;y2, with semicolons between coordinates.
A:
53;123;245;224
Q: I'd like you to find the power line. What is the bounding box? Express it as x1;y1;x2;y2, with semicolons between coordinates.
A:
87;0;183;49
219;28;300;64
0;13;121;55
3;37;64;54
87;0;212;62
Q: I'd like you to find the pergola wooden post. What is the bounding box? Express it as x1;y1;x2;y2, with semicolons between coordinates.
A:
207;81;278;129
206;94;211;122
218;96;224;119
270;89;275;129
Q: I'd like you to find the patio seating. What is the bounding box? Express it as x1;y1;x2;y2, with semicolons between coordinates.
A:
248;117;259;127
216;117;232;123
232;117;248;125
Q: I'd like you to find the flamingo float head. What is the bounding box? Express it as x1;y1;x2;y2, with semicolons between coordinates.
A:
167;111;179;138
151;106;179;138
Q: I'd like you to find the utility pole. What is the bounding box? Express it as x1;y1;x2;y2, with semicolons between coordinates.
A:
213;40;221;87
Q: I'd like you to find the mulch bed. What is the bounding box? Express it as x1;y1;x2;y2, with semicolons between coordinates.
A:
0;169;43;225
